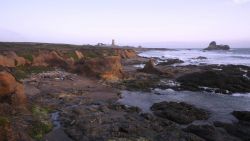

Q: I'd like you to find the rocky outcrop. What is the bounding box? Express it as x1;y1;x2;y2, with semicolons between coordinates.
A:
32;51;71;69
74;50;84;60
232;111;250;122
0;71;29;141
177;65;250;94
157;59;184;66
204;41;230;50
151;102;209;124
184;124;241;141
192;56;207;60
0;71;26;107
61;103;204;141
0;52;29;67
139;59;163;75
115;49;137;59
75;56;123;80
213;111;250;141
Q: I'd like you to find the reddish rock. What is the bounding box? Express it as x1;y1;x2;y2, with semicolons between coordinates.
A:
75;50;84;60
0;71;29;141
75;56;123;80
0;71;26;107
0;72;17;97
32;51;71;69
115;49;137;59
0;52;28;67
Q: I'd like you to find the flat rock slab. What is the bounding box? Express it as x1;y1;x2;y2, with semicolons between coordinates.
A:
42;128;72;141
151;101;209;124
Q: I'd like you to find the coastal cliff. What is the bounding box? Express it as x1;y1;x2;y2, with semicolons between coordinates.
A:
0;42;250;141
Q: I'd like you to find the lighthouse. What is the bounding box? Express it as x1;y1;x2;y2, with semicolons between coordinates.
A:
111;39;116;47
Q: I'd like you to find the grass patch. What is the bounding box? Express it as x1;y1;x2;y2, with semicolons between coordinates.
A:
16;52;34;62
85;52;99;58
0;116;9;141
29;105;53;141
0;116;9;126
12;66;54;81
22;54;33;62
30;121;52;140
31;105;52;119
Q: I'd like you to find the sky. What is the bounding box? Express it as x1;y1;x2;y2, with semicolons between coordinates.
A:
0;0;250;47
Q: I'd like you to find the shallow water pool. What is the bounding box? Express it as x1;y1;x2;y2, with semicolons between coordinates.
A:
118;89;250;124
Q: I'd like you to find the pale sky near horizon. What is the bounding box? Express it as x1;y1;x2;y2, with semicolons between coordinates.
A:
0;0;250;47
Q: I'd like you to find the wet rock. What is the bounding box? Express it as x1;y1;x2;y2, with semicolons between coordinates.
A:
155;129;206;141
107;104;141;113
192;56;207;60
184;124;241;141
214;121;250;141
211;111;250;141
177;66;250;93
157;59;184;66
121;76;160;91
232;111;250;122
139;59;163;75
204;41;230;50
151;102;209;124
60;103;202;141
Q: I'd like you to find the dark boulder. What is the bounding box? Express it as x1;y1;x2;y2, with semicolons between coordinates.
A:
139;59;163;75
232;111;250;122
151;101;209;124
192;56;207;60
214;121;250;141
184;124;241;141
177;66;250;94
212;111;250;141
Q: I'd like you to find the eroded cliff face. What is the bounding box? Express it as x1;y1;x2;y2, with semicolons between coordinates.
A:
32;50;69;67
0;71;26;107
0;48;137;80
115;49;137;59
0;71;30;141
74;50;84;60
0;52;30;67
0;48;137;81
75;56;124;80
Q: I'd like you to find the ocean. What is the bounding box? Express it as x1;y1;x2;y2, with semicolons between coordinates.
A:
119;48;250;124
139;48;250;66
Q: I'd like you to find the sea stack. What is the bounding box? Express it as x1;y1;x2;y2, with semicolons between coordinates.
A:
204;41;230;50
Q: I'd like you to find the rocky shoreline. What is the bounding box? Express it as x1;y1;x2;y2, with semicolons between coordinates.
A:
0;42;250;141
